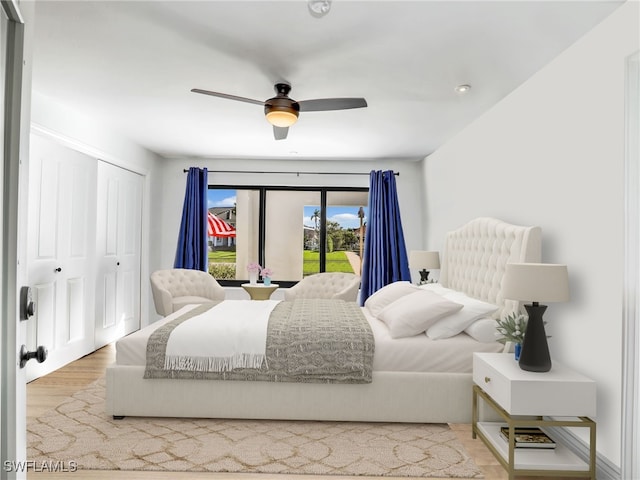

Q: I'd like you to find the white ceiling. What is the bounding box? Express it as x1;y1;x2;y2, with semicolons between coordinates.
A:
32;1;623;161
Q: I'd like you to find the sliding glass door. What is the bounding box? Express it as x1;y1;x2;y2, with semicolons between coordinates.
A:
207;186;368;286
264;190;321;282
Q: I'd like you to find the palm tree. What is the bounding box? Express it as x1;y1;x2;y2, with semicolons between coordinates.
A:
310;208;321;252
311;208;321;231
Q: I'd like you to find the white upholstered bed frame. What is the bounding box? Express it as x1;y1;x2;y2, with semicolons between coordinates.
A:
106;217;541;423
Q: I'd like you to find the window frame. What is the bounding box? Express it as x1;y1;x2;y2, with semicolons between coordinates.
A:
208;184;369;287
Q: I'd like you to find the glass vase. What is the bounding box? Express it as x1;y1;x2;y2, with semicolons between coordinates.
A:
249;271;258;285
514;343;522;361
263;277;271;286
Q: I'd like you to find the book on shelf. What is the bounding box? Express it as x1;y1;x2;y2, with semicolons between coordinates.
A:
500;427;556;449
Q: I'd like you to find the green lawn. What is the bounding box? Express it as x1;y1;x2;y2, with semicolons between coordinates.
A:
209;251;236;262
209;250;354;276
303;250;354;275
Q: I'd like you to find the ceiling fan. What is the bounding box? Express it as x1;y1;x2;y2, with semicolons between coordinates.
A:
191;82;367;140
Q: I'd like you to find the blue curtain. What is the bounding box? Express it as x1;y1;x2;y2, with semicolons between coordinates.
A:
360;170;411;305
174;167;208;271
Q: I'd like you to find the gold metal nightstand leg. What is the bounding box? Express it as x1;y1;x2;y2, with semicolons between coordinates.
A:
472;385;478;439
585;416;597;480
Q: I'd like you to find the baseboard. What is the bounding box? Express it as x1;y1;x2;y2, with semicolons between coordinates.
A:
549;426;620;480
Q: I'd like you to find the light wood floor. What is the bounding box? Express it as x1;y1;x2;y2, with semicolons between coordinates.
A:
26;345;576;480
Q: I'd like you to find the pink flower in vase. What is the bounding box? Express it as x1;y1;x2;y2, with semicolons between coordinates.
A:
247;262;261;285
261;267;274;286
246;263;262;274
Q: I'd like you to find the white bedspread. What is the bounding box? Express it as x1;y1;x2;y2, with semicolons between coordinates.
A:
164;300;280;372
118;303;503;374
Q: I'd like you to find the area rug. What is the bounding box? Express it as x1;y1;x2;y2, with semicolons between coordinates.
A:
28;377;483;478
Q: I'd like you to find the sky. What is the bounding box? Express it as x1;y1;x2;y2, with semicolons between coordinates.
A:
302;206;368;229
208;189;368;229
208;189;237;209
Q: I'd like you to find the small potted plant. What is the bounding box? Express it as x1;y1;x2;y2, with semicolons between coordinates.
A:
496;312;528;360
247;262;262;285
261;267;273;286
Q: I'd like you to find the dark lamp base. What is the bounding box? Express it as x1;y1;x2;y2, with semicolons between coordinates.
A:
419;269;430;283
518;303;552;372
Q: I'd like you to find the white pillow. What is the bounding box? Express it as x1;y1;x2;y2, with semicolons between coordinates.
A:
418;283;450;293
378;290;463;339
464;317;501;343
364;281;421;318
426;292;499;340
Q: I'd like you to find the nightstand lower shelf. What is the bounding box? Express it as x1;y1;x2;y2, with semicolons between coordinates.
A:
473;385;596;479
476;422;589;472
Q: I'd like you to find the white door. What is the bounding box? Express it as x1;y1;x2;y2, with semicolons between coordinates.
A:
26;135;97;381
2;0;30;476
0;4;9;470
95;161;142;348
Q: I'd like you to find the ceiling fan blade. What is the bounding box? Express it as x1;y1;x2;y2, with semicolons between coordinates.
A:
273;126;289;140
298;98;367;112
191;88;265;106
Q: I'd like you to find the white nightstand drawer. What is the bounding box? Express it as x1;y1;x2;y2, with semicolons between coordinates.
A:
473;355;510;408
473;353;596;416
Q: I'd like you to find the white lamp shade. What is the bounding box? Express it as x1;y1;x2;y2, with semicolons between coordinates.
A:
502;263;570;303
409;251;440;270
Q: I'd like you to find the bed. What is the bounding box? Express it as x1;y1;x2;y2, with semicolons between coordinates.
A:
106;217;541;423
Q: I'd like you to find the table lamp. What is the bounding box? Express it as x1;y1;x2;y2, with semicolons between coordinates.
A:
502;263;570;372
409;251;440;284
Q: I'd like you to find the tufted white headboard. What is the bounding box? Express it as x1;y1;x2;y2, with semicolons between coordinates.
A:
439;217;541;319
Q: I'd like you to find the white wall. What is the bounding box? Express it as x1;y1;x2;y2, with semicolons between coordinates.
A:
422;1;638;468
30;92;165;326
157;157;424;281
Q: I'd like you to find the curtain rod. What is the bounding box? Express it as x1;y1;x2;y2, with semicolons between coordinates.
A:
183;169;399;176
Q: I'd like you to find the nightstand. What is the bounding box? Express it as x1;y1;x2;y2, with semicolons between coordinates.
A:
241;283;279;300
472;352;596;480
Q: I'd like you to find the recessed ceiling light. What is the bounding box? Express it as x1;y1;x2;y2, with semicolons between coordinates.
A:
455;84;471;94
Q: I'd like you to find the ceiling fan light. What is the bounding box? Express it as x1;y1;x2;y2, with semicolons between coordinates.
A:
265;109;299;127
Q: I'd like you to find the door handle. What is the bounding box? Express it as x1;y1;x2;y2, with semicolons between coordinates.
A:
19;345;48;368
54;267;62;273
20;286;35;321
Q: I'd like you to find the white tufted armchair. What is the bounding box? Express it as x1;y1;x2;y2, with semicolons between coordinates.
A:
150;268;226;316
284;272;361;302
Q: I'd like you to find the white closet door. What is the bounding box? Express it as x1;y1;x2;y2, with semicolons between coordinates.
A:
26;135;97;381
95;161;142;348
